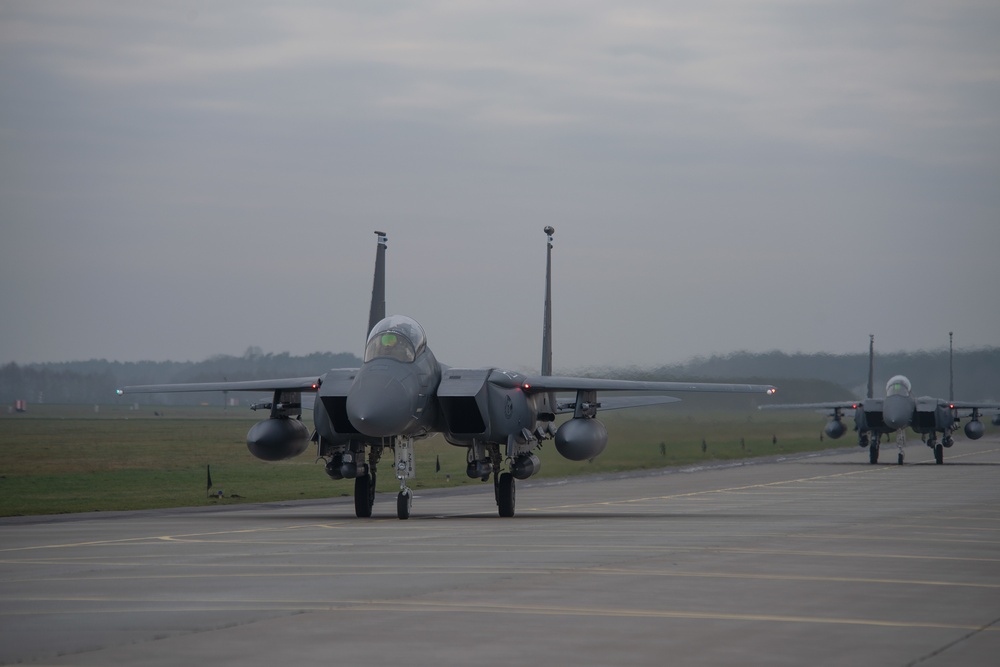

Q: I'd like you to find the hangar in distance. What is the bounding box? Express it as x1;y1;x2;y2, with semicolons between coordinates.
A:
120;229;777;519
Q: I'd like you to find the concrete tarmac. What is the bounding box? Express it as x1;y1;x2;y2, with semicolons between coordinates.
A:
2;437;999;666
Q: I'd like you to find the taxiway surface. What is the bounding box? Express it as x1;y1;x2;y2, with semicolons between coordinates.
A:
2;437;999;666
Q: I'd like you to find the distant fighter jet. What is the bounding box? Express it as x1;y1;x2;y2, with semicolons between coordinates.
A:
119;229;776;519
760;334;998;465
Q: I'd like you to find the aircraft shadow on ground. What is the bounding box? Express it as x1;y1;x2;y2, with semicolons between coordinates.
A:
418;512;770;521
244;510;773;522
907;461;1000;466
802;460;1000;467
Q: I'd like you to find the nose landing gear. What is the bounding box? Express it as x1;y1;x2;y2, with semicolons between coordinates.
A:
397;488;412;520
395;436;415;520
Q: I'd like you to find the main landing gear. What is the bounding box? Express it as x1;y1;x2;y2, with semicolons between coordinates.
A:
348;447;382;518
355;472;376;518
483;443;515;518
926;434;951;465
861;432;887;465
862;432;879;464
470;443;516;518
926;436;944;465
496;472;515;518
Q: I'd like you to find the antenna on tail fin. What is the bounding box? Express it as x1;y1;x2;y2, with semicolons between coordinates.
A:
541;226;555;376
367;231;387;339
866;334;875;399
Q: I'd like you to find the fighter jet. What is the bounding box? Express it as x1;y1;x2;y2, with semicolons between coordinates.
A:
119;229;776;519
760;334;998;465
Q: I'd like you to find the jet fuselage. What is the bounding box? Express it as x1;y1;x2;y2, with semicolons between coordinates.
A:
856;375;956;437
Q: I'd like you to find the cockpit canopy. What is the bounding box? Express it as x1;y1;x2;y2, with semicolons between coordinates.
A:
364;315;427;363
885;375;912;397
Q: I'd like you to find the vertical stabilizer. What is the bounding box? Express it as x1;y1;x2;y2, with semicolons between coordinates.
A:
367;231;387;339
866;334;875;399
949;331;954;402
541;226;555;376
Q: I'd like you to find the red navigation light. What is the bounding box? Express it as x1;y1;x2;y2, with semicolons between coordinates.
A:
522;383;531;390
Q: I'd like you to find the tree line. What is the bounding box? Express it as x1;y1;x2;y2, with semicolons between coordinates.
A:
2;346;997;407
1;348;361;407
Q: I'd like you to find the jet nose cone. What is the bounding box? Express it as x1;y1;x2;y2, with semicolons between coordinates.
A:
883;394;913;431
346;373;412;437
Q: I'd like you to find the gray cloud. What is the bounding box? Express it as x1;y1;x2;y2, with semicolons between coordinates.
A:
2;1;998;372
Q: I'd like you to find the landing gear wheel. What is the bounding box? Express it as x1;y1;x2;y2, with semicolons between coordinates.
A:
396;489;412;520
869;442;879;465
497;472;515;518
354;474;374;518
934;443;944;465
897;452;904;465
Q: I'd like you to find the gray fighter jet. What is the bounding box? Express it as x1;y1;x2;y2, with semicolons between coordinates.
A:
119;229;776;519
760;334;998;465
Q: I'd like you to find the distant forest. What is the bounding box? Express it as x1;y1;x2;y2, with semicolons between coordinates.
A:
1;348;361;407
2;346;998;408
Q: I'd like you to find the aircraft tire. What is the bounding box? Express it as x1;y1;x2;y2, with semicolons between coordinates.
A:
897;452;904;466
869;443;879;465
355;475;373;518
497;472;515;518
934;443;944;465
397;490;411;520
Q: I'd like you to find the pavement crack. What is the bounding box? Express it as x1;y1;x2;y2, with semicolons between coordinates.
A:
904;613;1000;666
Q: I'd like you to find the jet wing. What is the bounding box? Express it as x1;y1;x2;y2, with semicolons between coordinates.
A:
949;401;1000;410
759;401;862;411
522;376;776;395
517;376;771;415
117;376;323;395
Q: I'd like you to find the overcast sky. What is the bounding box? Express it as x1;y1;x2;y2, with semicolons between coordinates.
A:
2;1;998;373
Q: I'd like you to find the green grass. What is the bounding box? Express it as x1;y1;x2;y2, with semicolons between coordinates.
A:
1;403;848;516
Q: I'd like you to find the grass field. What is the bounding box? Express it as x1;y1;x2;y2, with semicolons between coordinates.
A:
1;403;853;517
